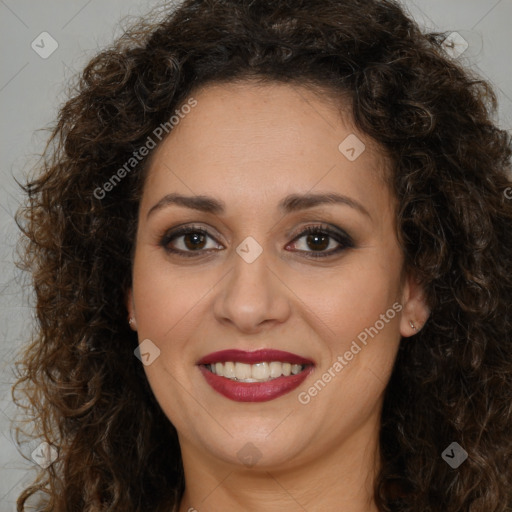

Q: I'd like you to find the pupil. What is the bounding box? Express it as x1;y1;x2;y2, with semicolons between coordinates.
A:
185;233;206;250
307;234;328;251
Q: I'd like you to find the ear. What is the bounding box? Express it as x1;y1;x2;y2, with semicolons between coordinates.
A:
399;272;430;338
126;287;137;331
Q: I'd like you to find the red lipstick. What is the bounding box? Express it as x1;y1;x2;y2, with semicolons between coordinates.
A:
197;349;314;402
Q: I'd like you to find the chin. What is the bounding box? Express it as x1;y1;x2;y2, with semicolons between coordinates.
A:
195;421;311;470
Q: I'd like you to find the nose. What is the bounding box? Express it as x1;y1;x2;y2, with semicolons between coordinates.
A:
212;246;292;334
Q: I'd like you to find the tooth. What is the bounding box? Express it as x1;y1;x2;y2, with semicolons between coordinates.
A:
235;362;252;380
223;361;236;378
252;362;270;380
209;361;305;381
269;361;282;378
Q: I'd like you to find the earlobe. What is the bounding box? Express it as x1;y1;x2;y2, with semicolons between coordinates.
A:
399;273;430;338
126;288;137;331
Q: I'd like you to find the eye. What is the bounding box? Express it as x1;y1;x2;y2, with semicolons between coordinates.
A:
160;225;223;257
286;224;353;258
160;223;354;259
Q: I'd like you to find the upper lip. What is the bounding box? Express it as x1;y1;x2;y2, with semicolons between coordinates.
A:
197;349;314;366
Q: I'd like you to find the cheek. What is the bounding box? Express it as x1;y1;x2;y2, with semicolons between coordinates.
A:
132;252;216;340
131;259;207;425
295;268;402;432
289;258;402;347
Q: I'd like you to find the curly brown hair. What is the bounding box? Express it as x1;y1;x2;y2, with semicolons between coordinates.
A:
12;0;512;510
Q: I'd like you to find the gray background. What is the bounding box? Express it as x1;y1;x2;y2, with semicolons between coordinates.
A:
0;0;511;510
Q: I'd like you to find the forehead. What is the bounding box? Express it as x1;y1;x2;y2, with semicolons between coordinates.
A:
141;81;392;218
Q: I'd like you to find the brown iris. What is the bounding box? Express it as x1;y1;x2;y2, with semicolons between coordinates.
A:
306;233;329;251
184;233;207;250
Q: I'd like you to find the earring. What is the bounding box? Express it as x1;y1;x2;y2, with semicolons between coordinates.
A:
129;317;136;327
409;320;417;330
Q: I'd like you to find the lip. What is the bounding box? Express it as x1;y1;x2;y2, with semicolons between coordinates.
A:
197;349;313;366
197;349;315;402
199;364;314;402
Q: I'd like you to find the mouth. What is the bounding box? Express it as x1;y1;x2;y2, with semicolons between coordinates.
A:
197;349;314;402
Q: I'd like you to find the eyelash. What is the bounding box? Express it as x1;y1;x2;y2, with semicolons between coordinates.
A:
159;223;354;259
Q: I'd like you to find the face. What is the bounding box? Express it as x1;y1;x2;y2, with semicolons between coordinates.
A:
127;81;428;473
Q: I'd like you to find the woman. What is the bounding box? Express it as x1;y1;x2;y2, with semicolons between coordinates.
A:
13;0;512;510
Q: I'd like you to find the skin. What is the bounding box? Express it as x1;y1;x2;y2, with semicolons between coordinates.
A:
127;81;430;512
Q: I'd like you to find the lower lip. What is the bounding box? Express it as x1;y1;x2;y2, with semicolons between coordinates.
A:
199;365;313;402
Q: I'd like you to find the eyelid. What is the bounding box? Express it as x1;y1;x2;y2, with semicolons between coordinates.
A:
288;222;352;243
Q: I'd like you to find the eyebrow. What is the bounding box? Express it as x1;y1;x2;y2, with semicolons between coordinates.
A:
146;192;371;219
